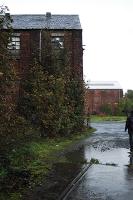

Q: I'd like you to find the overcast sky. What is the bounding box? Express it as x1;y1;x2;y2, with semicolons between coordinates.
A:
2;0;133;93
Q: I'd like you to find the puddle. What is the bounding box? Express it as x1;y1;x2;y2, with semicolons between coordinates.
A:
67;164;133;200
24;122;133;200
23;161;84;200
82;122;130;166
65;122;133;200
85;146;129;166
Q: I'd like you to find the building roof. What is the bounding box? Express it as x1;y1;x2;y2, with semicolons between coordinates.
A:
11;14;82;30
88;81;123;90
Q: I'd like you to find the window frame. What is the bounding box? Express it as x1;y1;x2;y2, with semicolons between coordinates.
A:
8;33;21;57
51;32;64;50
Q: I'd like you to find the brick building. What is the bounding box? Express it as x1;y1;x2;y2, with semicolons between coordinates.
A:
84;81;123;115
9;13;83;80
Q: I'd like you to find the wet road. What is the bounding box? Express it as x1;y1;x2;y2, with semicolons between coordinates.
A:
65;122;133;200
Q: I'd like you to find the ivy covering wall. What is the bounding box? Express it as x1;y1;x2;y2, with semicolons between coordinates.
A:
0;6;27;140
0;9;84;139
18;38;85;137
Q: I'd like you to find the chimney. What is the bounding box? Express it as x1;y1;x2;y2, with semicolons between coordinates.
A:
46;12;51;19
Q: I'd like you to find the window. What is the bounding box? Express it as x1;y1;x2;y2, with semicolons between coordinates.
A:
50;33;65;67
51;36;64;49
8;33;20;56
51;33;64;49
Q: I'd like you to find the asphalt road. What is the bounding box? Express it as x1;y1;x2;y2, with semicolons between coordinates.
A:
65;122;133;200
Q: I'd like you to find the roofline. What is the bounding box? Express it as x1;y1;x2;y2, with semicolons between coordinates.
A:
9;28;82;31
10;14;80;16
10;14;82;30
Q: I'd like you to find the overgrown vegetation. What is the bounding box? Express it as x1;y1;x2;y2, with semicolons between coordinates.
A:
0;128;95;200
116;90;133;116
0;5;86;199
0;5;16;137
17;30;84;137
0;6;31;156
91;115;126;122
98;90;133;116
0;6;84;139
89;158;100;164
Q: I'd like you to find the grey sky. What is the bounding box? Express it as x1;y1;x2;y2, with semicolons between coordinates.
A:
2;0;133;93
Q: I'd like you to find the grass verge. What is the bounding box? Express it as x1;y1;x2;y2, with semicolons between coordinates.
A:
90;115;126;122
0;127;95;200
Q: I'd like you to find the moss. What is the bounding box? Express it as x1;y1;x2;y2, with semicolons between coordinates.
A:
10;193;22;200
0;168;8;178
90;158;100;164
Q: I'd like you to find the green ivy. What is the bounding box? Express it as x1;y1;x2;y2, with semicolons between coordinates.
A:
18;31;85;137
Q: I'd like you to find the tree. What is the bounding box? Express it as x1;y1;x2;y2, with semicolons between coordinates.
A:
18;31;85;137
114;90;133;116
0;6;28;139
125;90;133;100
0;6;15;135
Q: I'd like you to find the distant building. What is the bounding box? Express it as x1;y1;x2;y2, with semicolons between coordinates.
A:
84;81;123;115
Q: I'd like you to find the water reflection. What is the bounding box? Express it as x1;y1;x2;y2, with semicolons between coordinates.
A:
25;147;87;200
85;146;129;166
65;122;133;200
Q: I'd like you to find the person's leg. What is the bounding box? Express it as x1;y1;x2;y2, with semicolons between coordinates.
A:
129;133;132;152
129;133;133;152
131;134;133;151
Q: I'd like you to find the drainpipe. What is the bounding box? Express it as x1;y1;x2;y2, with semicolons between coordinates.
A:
118;89;121;102
39;30;42;62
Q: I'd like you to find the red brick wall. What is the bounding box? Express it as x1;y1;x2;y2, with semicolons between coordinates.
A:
72;30;83;79
11;29;83;103
13;30;83;78
84;89;123;115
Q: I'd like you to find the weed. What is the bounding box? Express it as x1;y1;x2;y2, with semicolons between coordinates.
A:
90;158;100;164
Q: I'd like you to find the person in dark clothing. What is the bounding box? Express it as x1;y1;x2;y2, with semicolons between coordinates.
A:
125;110;133;151
87;111;91;128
